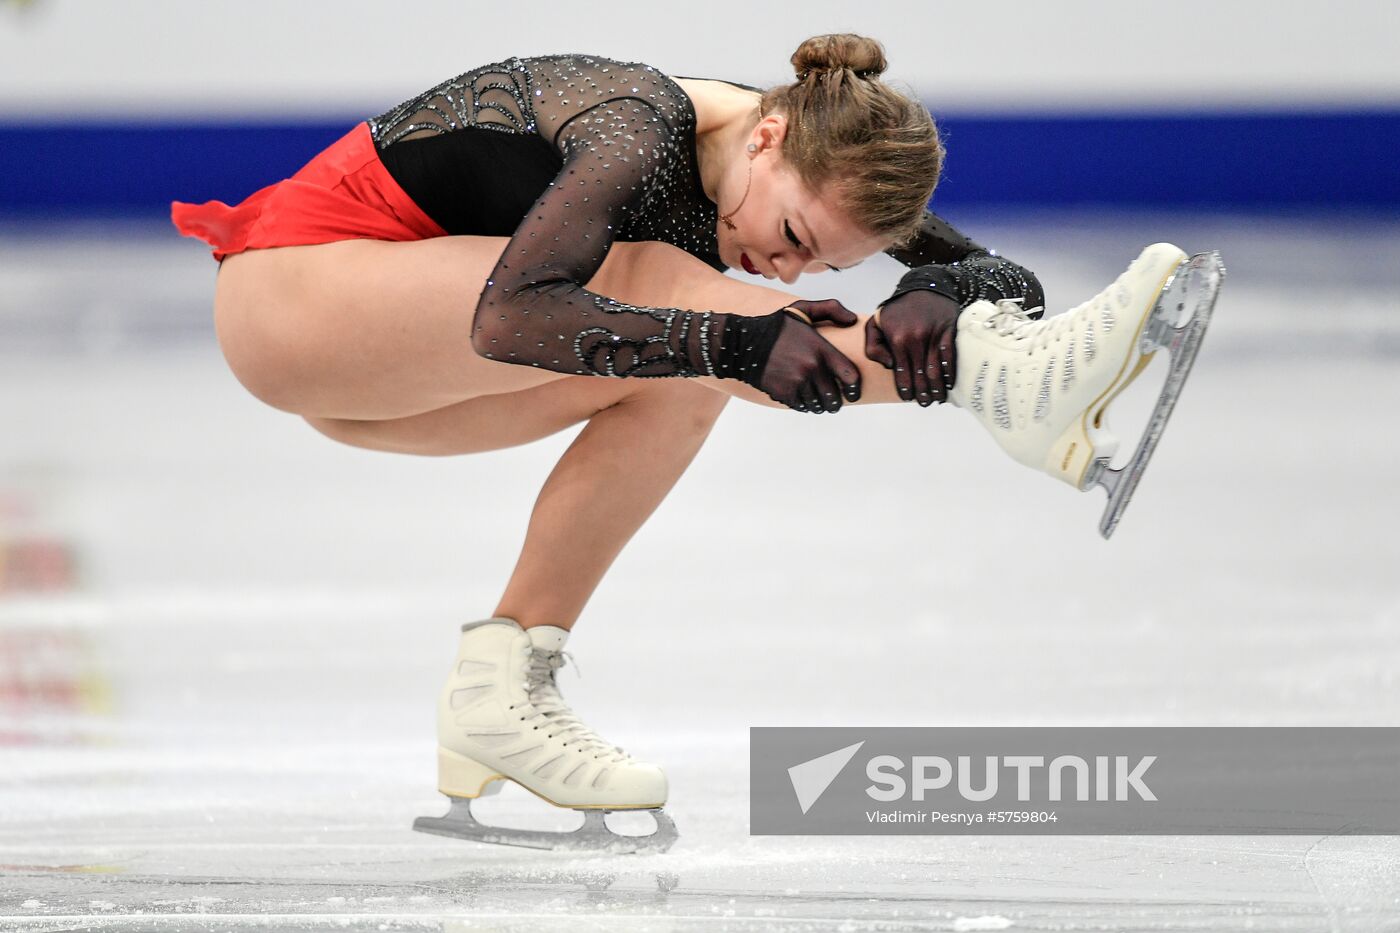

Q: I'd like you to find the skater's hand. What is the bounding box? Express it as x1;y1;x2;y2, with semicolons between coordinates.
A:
864;290;962;406
760;299;863;413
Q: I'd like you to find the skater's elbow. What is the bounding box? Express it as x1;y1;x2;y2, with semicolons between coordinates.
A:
469;293;530;360
1021;266;1047;317
469;282;573;360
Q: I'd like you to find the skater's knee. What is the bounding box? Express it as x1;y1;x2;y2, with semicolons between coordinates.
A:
647;241;722;288
598;241;719;304
621;240;703;272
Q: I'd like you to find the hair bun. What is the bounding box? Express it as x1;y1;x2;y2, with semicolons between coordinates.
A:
791;34;888;81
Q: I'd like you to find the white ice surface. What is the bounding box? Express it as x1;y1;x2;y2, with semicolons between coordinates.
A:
0;213;1398;931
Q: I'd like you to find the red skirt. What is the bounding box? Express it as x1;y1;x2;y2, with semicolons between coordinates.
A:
170;122;447;261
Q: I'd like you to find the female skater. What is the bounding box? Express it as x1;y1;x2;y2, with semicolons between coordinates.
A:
172;35;1205;852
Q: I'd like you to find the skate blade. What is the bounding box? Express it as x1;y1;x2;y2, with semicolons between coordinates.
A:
413;794;679;854
1083;250;1225;539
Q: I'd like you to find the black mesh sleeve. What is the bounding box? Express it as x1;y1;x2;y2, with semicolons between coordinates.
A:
469;97;727;378
882;209;1046;317
884;209;988;267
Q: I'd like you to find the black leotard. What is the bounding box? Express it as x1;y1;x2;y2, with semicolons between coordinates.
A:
369;53;1042;380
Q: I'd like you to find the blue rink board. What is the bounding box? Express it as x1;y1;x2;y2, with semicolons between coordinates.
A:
1;108;1398;213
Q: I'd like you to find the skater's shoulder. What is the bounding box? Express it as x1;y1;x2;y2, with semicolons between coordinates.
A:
516;53;697;125
670;76;762;137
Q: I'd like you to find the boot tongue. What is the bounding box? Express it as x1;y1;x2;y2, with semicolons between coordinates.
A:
523;626;572;716
525;625;570;654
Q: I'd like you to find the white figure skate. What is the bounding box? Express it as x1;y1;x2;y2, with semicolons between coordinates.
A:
413;617;677;854
951;243;1224;538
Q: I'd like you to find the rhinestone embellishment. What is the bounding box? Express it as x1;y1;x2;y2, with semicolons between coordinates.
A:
993;365;1010;431
369;54;727;379
1034;357;1054;422
970;360;989;414
354;52;1041;404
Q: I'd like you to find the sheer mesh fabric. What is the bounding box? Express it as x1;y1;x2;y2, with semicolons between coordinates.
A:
886;210;986;266
370;60;538;143
373;55;724;378
368;54;1044;379
886;211;1046;318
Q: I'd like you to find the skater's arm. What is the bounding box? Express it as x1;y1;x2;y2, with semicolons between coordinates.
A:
882;209;1046;313
883;209;986;267
468;100;721;379
864;209;1047;406
468;100;863;412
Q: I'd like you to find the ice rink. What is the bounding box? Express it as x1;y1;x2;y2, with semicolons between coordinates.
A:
2;213;1399;931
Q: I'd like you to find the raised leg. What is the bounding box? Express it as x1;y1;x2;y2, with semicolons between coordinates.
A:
215;236;905;421
260;235;906;632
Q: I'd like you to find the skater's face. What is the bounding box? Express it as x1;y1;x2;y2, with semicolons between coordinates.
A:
716;113;891;285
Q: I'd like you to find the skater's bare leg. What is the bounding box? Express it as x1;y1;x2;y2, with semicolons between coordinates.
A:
215;236;905;421
307;375;728;632
492;379;727;630
661;262;905;409
237;234;909;633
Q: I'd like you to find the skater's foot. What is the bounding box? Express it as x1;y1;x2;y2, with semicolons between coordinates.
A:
436;618;666;809
950;242;1190;488
415;617;676;853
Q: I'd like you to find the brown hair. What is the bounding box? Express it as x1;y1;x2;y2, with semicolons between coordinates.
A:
760;34;943;248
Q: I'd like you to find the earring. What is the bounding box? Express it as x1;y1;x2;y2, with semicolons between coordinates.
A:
747;143;757;153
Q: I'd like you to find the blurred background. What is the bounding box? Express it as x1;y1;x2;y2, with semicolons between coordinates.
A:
2;2;1399;930
4;1;1399;213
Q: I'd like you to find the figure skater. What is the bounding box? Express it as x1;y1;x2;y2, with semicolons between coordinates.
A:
172;34;1218;853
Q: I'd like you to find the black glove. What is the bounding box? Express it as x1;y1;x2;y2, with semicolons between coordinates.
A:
868;257;1047;406
713;299;863;413
864;289;962;406
883;256;1046;311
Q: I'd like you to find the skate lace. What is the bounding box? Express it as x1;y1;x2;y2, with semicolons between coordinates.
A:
984;297;1073;353
511;647;630;763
